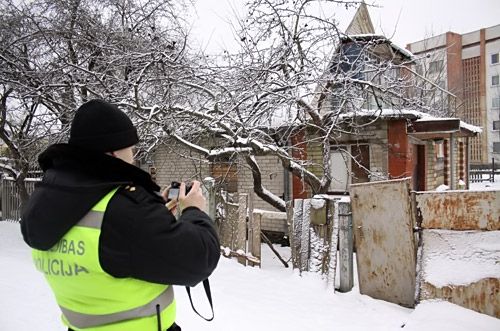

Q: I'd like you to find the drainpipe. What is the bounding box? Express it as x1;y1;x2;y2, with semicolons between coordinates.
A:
450;133;455;190
466;137;471;189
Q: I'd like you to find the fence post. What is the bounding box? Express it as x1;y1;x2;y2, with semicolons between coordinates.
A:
203;177;216;220
492;158;496;183
338;200;353;292
247;193;261;267
236;194;248;266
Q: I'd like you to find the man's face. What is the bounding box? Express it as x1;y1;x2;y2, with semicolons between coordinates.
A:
112;146;135;165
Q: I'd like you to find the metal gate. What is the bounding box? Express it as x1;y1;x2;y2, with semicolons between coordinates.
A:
350;178;416;307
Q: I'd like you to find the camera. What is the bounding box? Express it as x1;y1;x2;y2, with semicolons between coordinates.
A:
166;181;192;202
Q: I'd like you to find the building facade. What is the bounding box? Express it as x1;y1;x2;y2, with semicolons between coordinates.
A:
407;24;500;165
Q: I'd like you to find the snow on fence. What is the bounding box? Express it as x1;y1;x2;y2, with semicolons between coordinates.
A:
1;177;39;221
287;197;341;290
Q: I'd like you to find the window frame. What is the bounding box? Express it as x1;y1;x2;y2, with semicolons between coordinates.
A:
493;97;500;109
493;120;500;131
493;142;500;154
492;53;499;65
428;60;443;74
492;75;499;86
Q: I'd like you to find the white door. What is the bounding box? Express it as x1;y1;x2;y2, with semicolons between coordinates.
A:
329;147;350;192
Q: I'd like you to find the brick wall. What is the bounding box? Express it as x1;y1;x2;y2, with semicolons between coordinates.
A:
370;142;388;180
152;140;289;233
152;142;211;189
237;155;286;211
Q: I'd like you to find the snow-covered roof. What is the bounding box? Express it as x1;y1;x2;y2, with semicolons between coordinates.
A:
339;108;482;134
340;34;415;61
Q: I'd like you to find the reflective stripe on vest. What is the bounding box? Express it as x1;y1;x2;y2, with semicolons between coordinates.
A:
32;187;176;330
60;286;174;329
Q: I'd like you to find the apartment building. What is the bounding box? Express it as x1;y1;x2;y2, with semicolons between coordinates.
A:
407;24;500;165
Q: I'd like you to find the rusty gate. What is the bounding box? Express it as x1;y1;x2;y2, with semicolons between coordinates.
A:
350;178;417;308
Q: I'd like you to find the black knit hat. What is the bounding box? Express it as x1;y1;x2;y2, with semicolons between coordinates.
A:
69;99;139;152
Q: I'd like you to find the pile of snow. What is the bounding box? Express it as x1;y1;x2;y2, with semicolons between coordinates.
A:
402;300;499;331
1;221;499;330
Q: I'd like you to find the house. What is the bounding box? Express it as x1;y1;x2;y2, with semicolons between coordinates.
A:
148;3;480;237
300;109;480;195
291;3;480;195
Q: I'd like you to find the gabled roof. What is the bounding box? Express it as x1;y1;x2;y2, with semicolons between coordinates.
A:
340;34;415;63
345;2;375;35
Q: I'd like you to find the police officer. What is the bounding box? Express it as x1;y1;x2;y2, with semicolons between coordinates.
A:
21;99;220;330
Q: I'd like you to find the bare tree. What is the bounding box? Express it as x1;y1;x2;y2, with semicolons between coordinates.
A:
0;0;453;213
162;0;449;211
0;0;195;208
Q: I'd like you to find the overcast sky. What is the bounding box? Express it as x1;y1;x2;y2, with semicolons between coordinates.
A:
191;0;500;53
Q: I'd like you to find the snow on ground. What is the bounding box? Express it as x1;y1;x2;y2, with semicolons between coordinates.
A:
402;300;499;331
1;221;499;330
469;175;500;191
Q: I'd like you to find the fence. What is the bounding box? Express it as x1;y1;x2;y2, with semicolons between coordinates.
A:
287;196;354;292
469;158;499;183
347;178;499;317
217;192;264;266
1;177;39;221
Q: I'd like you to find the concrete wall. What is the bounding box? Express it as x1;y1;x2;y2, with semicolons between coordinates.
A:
407;34;447;55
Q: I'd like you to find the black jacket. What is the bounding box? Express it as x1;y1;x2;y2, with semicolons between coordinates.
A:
21;144;220;287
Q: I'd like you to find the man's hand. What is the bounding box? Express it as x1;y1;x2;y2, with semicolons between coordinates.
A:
179;181;206;213
162;186;178;214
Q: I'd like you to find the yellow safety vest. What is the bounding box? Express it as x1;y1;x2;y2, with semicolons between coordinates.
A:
32;187;176;330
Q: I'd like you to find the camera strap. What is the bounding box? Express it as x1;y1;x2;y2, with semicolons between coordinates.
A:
185;279;214;321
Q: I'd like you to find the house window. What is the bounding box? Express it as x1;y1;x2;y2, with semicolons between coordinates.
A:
493;75;499;86
492;53;499;65
493;142;500;153
493;97;500;108
493;121;500;131
435;140;444;159
429;60;443;73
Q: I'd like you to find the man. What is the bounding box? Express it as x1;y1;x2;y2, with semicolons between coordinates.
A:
21;99;220;331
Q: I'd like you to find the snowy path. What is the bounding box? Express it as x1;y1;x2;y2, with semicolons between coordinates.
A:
1;221;498;330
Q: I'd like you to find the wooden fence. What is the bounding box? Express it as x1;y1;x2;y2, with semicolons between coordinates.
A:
287;197;347;291
218;192;263;266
